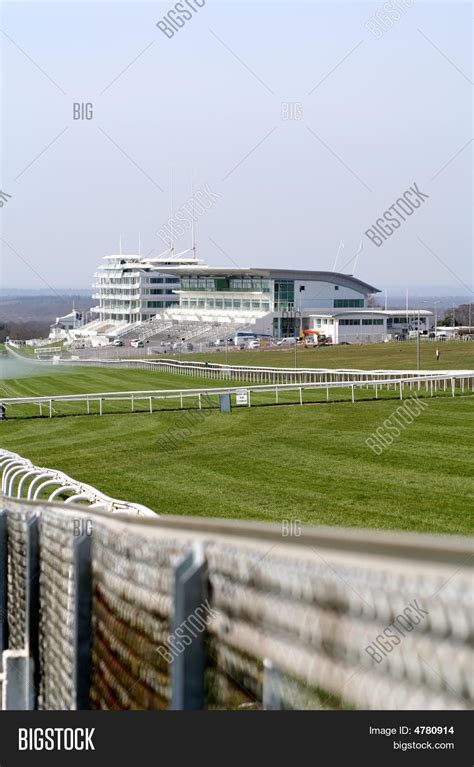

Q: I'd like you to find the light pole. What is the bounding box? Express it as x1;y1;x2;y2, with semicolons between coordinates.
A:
433;301;440;337
416;309;420;371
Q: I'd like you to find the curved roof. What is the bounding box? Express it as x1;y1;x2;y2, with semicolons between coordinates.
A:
153;266;380;294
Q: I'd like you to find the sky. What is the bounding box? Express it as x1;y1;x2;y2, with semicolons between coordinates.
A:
1;0;472;299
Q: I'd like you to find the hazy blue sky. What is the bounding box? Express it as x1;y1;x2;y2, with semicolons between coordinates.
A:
1;0;472;298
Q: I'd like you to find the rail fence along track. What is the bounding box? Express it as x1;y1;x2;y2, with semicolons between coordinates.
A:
0;493;472;710
1;372;472;419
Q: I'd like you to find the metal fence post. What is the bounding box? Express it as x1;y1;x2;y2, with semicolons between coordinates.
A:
25;515;40;709
73;532;92;710
263;659;282;710
219;393;231;413
0;510;8;671
2;650;32;710
171;546;208;710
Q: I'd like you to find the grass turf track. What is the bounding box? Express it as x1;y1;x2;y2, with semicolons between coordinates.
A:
0;358;472;535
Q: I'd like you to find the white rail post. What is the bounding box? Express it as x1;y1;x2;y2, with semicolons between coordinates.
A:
49;399;52;418
399;381;403;400
149;396;153;414
99;398;103;416
248;390;251;408
351;385;355;403
131;394;134;412
451;378;455;397
299;388;303;406
86;397;90;415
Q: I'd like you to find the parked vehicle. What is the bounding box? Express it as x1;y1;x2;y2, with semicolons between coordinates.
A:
247;339;260;349
112;339;124;346
276;337;297;346
130;339;144;348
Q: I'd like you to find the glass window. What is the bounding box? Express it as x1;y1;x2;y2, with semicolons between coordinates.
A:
224;299;233;309
334;299;364;308
274;279;295;310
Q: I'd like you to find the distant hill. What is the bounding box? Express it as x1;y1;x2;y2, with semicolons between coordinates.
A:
0;295;93;340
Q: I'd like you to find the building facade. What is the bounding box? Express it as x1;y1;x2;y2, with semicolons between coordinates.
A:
87;259;433;344
155;266;380;333
305;309;432;344
91;254;203;325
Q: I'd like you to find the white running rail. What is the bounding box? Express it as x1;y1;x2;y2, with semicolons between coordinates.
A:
0;372;471;419
0;449;156;516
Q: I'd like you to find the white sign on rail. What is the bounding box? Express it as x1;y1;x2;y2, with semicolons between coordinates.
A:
235;389;248;405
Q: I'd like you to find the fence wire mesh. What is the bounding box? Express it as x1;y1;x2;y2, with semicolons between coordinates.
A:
1;500;473;711
6;509;34;651
38;508;76;710
90;523;189;710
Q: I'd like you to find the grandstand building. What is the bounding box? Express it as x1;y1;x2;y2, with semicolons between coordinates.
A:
91;254;200;324
152;265;432;343
79;260;432;345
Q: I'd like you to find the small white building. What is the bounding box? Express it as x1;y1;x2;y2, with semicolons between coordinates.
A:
49;310;84;340
304;309;433;344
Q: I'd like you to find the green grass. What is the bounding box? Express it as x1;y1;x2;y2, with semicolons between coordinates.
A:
1;362;472;535
168;340;474;371
0;364;245;417
0;365;226;398
6;340;68;358
0;362;462;419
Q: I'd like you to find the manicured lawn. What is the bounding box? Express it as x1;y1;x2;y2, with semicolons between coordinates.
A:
1;372;472;534
165;340;474;371
0;364;226;399
0;359;463;419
